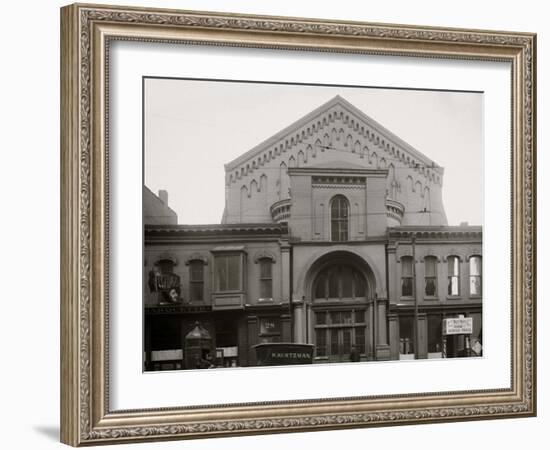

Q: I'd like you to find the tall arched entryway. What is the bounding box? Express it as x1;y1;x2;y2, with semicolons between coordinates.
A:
305;251;377;363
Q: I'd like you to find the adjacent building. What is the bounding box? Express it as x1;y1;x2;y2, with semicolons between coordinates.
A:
144;95;482;371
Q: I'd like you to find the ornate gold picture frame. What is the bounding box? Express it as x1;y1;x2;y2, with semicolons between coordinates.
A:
60;3;536;446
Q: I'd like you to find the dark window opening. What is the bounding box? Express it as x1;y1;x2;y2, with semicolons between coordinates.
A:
189;260;204;301
314;264;367;300
259;258;273;299
214;254;242;292
331;195;349;241
401;256;413;297
399;316;414;355
424;256;437;297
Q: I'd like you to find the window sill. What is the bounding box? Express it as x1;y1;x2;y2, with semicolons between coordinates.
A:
446;296;463;301
213;290;245;295
423;296;439;301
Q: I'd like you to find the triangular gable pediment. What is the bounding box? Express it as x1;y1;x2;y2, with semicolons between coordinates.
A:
225;95;441;174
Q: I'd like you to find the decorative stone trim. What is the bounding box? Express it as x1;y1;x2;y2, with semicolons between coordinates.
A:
443;253;464;262
184;254;209;265
154;253;178;266
312;175;366;186
419;254;442;262
385;199;405;224
254;251;277;263
270;198;291;224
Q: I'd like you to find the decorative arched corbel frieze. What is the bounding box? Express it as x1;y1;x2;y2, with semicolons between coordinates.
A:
253;251;277;264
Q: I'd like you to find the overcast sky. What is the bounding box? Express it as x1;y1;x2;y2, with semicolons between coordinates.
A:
144;78;483;226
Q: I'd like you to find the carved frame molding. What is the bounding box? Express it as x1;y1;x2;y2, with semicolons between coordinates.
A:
60;3;536;446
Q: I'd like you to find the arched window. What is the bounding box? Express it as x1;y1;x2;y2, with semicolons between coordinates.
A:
424;256;437;297
447;255;461;296
469;255;482;296
401;256;413;297
313;264;366;300
330;195;349;242
313;263;367;361
188;260;205;302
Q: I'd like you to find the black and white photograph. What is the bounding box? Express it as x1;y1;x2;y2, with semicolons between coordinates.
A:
143;78;483;371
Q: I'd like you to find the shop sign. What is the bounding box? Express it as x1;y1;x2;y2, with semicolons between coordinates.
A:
443;317;473;335
254;343;314;366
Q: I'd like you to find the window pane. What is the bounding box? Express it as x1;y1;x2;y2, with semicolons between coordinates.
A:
341;311;352;324
340;226;348;241
425;257;437;277
331;195;348;242
401;277;413;296
330;311;341;325
470;276;481;296
260;279;272;298
328;268;339;298
470;256;481;276
316;329;327;357
216;257;227;291
354;271;366;297
448;276;459;296
216;255;241;291
342;329;352;355
260;259;272;278
425;278;436;296
447;256;460;296
190;261;204;281
315;312;327;325
402;257;413;277
355;327;365;354
190;282;203;301
227;255;240;290
448;256;459;276
315;272;326;299
331;221;339;242
330;329;339;356
355;310;365;323
399;316;414;354
341;266;353;297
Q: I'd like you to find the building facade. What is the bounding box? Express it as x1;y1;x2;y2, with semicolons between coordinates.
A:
144;96;482;370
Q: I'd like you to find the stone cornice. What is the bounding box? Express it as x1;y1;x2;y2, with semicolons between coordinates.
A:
145;223;288;242
146;223;286;233
388;226;482;240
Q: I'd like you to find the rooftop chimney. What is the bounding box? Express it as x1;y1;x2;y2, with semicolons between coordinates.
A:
158;190;168;205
